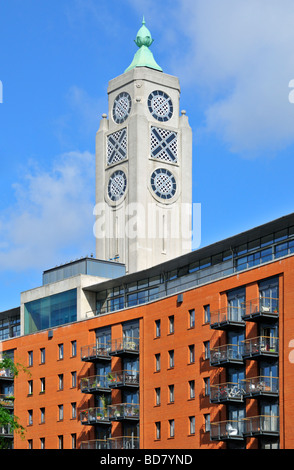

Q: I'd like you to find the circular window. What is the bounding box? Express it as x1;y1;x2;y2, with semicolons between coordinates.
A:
148;90;173;122
150;168;177;200
112;92;132;124
107;170;127;202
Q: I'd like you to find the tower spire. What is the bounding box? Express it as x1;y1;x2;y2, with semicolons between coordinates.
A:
125;18;163;73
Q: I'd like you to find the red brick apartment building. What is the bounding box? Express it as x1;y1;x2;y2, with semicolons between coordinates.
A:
1;212;294;450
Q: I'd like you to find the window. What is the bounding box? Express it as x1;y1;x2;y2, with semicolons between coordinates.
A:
155;353;161;372
40;348;45;364
155;320;161;338
188;345;195;364
168;315;174;334
28;409;33;426
71;340;77;357
189;380;195;399
155;387;161;406
71;402;77;419
71;434;76;449
58;435;63;450
204;414;210;432
40;438;45;449
204;377;210;396
155;422;161;440
189;309;195;328
71;371;77;388
40;408;45;424
58;344;64;360
204;305;210;323
169;419;175;438
58;404;64;421
204;341;210;360
40;377;45;393
189;416;195;435
168;350;174;368
58;374;64;391
28;440;33;449
168;384;175;403
28;380;33;395
28;351;33;367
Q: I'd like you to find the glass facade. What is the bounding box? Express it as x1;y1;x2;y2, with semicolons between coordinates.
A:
24;289;77;334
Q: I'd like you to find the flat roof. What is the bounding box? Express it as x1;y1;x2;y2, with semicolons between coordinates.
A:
84;212;294;292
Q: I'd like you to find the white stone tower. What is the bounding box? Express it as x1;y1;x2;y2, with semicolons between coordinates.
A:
94;19;192;273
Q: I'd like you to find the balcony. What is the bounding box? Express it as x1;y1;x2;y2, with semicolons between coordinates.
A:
210;344;244;367
242;297;279;322
0;369;14;380
81;343;111;363
108;403;139;422
242;376;279;398
242;336;279;359
109;337;139;357
80;436;139;449
80;375;111;394
0;425;13;438
80;406;110;425
243;415;279;437
0;394;14;409
210;419;245;441
210;306;245;330
210;382;245;404
107;370;139;389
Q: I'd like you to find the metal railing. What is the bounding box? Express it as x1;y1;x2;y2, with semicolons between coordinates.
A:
0;394;14;407
107;370;139;387
210;382;245;403
242;297;279;319
80;374;111;392
243;415;279;435
242;376;279;396
109;337;139;355
210;343;243;365
80;436;139;450
80;406;110;424
80;343;111;361
210;419;245;440
108;403;139;420
0;425;13;437
242;336;279;357
210;306;245;327
0;368;14;379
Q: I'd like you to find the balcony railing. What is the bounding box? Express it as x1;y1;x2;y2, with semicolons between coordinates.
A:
210;382;245;403
80;374;111;393
242;297;279;322
81;343;111;362
242;376;279;397
108;436;139;449
0;394;14;408
0;369;14;380
243;415;279;436
109;337;139;356
80;436;139;450
108;403;139;421
107;370;139;388
210;344;244;366
242;336;279;359
0;425;13;438
210;306;245;330
80;439;109;449
80;406;110;425
210;419;245;441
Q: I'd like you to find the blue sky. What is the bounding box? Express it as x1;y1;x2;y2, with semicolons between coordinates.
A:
0;0;294;311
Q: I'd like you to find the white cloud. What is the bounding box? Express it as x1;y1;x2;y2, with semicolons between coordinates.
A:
137;0;294;157
0;150;96;272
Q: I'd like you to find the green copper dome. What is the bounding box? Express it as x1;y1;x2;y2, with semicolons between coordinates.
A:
125;18;163;73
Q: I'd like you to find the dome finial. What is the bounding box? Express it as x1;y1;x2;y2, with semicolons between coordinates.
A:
125;18;163;73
